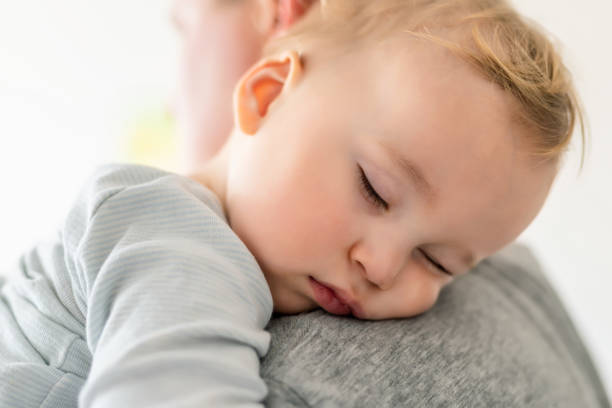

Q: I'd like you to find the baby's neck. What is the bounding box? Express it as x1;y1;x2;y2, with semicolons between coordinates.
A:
185;136;232;215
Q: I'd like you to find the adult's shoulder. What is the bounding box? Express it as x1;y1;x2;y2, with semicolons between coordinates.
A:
262;244;611;408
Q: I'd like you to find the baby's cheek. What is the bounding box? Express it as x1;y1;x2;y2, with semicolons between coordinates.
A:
405;283;440;317
281;193;352;261
376;271;442;319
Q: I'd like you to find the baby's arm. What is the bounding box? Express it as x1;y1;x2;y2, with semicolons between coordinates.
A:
66;164;273;407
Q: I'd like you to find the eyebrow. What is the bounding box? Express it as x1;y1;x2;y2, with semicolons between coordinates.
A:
378;141;436;200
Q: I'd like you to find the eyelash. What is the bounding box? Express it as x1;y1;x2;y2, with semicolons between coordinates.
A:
419;249;452;276
358;166;389;210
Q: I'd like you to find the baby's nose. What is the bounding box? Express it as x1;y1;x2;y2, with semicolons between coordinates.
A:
354;242;407;291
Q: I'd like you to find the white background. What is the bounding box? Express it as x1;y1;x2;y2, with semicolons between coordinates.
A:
0;0;610;396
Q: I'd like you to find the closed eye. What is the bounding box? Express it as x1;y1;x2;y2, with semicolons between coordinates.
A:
358;165;388;210
419;249;453;276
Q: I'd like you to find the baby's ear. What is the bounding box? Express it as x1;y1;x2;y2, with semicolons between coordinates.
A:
233;51;303;135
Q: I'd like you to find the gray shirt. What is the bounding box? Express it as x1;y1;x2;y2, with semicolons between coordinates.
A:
262;245;611;407
0;164;273;407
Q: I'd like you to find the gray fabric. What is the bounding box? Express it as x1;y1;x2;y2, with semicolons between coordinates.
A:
0;164;273;407
262;244;611;407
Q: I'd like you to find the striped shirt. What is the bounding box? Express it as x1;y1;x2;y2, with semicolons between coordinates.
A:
0;164;273;407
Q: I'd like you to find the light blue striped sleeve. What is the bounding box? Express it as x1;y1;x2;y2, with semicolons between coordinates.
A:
62;164;274;407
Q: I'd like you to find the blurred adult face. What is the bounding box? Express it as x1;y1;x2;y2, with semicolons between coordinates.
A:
171;0;269;169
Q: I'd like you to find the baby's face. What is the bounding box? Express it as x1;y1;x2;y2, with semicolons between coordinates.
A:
224;38;557;320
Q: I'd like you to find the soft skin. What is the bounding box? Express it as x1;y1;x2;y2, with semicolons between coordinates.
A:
191;36;557;320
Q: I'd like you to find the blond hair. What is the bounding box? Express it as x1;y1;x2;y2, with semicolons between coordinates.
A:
264;0;586;168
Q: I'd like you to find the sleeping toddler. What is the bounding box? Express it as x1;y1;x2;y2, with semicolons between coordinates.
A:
0;0;584;406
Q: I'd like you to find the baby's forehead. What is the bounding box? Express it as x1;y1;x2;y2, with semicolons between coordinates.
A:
312;31;476;84
321;44;531;169
325;35;511;111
